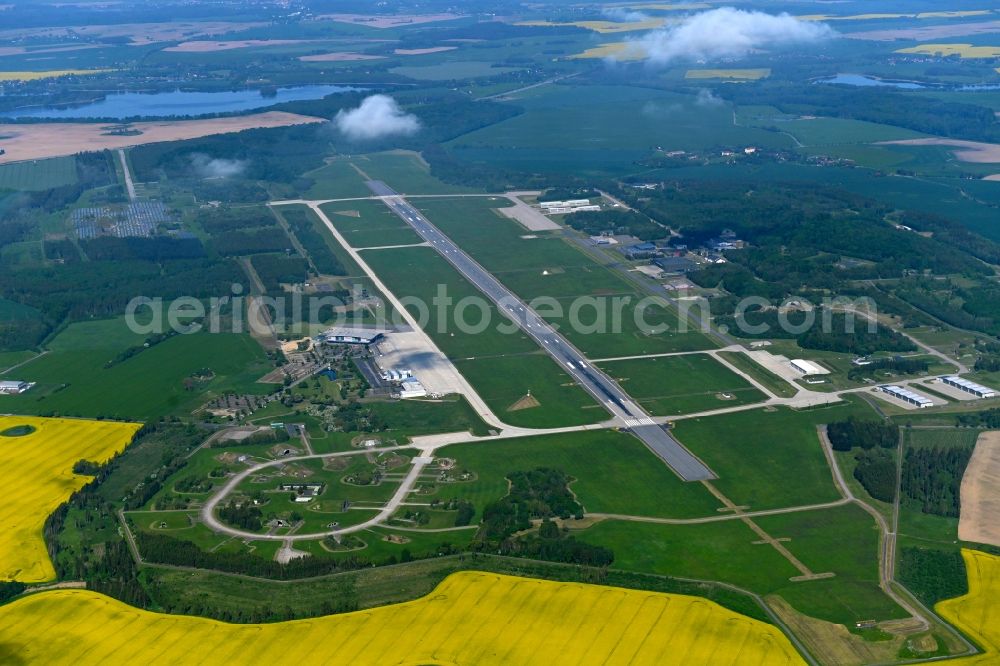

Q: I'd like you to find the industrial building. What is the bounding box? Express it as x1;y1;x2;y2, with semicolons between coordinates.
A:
941;376;997;399
398;376;427;399
539;199;591;208
879;385;933;408
622;242;660;260
790;359;828;376
0;380;32;395
317;327;385;345
653;256;698;274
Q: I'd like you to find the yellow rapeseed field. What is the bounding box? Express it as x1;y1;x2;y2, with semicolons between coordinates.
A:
685;69;771;80
896;44;1000;59
0;415;141;582
0;70;111;81
517;19;665;33
0;571;806;665
935;549;1000;664
568;42;646;61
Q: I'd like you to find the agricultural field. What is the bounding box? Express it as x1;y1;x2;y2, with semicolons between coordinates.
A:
0;156;77;191
0;69;110;81
597;354;767;416
685;68;770;80
935;549;1000;664
0;572;805;665
896;44;1000;58
0;415;141;582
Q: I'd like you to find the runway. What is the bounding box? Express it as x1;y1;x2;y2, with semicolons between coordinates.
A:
367;180;716;482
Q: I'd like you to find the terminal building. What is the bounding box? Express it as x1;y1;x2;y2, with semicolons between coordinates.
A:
941;376;997;399
879;385;933;408
317;327;385;346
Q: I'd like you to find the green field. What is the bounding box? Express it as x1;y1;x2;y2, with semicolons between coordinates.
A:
391;61;522;81
5;318;275;420
0;156;77;191
412;197;714;356
360;245;539;358
449;85;793;176
438;429;723;519
350;151;476;195
598;354;767;416
302;159;372;200
453;354;605;428
672;401;875;510
320;200;423;248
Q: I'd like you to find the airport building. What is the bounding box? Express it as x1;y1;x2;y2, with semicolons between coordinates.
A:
941;376;997;399
317;327;385;345
398;376;428;399
790;359;828;375
879;385;933;408
0;380;32;395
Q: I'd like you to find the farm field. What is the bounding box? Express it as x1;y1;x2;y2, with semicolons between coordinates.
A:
686;68;770;80
438;429;723;518
671;402;872;510
0;69;110;81
597;354;768;416
0;572;805;665
935;549;1000;664
896;43;1000;58
0;111;324;163
5;319;274;420
0;415;141;582
0;156;78;191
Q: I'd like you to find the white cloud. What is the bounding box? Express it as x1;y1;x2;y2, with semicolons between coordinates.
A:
334;94;420;141
602;7;650;22
189;153;247;179
695;88;724;107
630;7;835;64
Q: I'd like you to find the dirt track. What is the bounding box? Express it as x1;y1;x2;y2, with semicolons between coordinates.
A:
0;112;324;164
959;431;1000;548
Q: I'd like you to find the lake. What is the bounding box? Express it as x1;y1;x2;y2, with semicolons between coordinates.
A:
0;85;360;120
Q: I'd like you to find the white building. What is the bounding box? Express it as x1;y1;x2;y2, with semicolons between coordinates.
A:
0;380;32;395
790;359;828;376
398;376;427;399
941;376;997;399
879;385;933;408
317;327;385;345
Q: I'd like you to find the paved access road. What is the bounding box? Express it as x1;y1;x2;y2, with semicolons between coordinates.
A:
367;180;715;482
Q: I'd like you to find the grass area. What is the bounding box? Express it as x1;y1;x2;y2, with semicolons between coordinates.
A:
756;505;906;625
0;571;802;663
448;84;792;176
390;61;522;81
672;401;876;510
454;354;605;428
360;245;539;358
0;155;77;191
302;158;371;199
597;353;767;416
581;519;799;593
320;199;422;248
438;429;723;519
0;416;141;582
0;350;37;371
350;151;477;195
6;318;275;420
413;196;714;356
368;395;492;438
718;350;798;398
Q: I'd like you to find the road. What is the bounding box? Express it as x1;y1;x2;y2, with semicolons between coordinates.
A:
367;179;716;482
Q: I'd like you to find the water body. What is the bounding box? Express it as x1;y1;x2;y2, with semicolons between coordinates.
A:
0;85;360;119
816;74;926;89
817;74;1000;92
